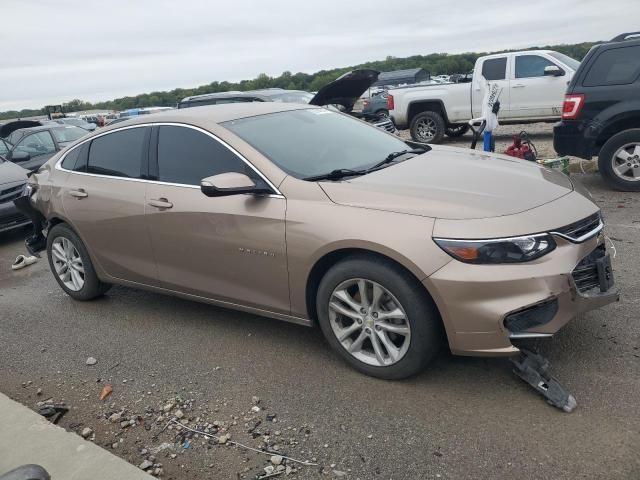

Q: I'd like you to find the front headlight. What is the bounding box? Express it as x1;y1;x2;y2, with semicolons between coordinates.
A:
433;234;556;264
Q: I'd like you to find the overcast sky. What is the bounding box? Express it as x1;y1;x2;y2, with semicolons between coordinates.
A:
2;0;638;111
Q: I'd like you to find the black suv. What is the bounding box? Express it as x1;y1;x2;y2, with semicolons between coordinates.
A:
554;32;640;191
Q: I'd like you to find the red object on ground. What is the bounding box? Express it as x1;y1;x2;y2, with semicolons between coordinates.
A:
504;136;534;160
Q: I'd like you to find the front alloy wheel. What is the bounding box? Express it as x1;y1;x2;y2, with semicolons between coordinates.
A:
611;143;640;183
329;278;411;367
51;237;85;291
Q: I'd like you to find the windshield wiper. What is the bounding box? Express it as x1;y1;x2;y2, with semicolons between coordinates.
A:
304;168;366;181
366;148;428;172
304;147;429;182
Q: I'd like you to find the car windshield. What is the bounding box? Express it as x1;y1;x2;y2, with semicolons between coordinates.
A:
267;91;314;104
63;118;87;126
222;108;413;179
51;126;87;143
548;52;581;71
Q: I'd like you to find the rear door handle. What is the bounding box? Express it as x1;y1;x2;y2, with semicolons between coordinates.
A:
148;198;173;209
69;188;88;198
512;84;525;88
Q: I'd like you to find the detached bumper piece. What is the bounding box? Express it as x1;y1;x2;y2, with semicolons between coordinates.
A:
510;349;577;413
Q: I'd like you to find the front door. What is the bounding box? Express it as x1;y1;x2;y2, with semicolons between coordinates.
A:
144;124;290;314
60;126;158;285
471;56;511;119
508;53;567;119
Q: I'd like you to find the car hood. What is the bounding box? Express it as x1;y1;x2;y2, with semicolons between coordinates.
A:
309;69;379;111
318;145;574;220
0;159;29;186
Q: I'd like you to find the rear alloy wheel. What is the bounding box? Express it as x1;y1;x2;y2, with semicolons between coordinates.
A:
410;111;445;144
317;255;442;379
598;129;640;191
445;124;470;138
47;223;111;300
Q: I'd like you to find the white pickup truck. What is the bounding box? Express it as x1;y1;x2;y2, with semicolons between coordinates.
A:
388;50;581;143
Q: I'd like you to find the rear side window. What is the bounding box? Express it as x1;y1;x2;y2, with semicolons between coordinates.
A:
156;126;248;185
481;58;507;80
515;55;556;78
87;127;148;178
61;143;89;172
584;46;640;86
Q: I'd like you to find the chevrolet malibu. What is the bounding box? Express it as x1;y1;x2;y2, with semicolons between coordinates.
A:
23;103;619;379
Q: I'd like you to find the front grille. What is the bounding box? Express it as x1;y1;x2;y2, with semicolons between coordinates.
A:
553;212;602;242
0;183;25;203
572;244;606;293
0;212;29;230
373;118;396;133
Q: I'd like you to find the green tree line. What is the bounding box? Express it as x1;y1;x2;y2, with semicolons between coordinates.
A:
0;41;596;121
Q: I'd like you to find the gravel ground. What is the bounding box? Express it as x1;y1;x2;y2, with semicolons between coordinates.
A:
1;124;639;479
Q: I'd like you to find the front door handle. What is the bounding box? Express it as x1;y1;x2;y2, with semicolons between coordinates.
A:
512;84;525;88
69;188;88;198
148;198;173;209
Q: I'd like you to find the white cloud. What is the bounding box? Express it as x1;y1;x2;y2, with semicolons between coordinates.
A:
1;0;638;111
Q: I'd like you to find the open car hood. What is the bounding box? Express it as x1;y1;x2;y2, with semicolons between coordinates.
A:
0;120;43;139
309;69;379;111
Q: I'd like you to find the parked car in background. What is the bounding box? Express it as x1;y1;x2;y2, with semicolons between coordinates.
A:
388;50;580;143
179;71;397;134
4;125;88;171
50;117;97;132
362;91;390;116
554;32;640;191
22;103;617;379
178;89;314;108
0;154;30;233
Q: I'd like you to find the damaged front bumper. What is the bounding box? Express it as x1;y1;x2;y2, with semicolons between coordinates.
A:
424;233;620;356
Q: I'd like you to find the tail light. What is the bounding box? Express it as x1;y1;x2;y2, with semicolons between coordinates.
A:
387;94;394;111
561;94;584;120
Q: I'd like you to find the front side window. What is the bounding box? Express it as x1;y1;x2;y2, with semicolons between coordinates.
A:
156;126;248;185
14;131;56;157
222;109;410;179
87;127;148;178
515;55;557;78
481;57;507;80
0;139;11;155
584;45;640;87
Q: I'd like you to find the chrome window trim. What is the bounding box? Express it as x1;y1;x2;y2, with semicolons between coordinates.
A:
55;122;284;198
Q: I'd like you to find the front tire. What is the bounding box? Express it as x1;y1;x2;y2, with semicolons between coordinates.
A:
598;129;640;191
410;111;446;144
316;255;442;379
445;124;470;138
47;223;111;300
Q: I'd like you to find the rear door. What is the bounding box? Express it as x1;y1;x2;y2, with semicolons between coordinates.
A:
144;124;290;313
508;53;567;118
60;126;159;285
471;56;510;118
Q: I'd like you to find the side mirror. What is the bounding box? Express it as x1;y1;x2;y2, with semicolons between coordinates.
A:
10;151;31;163
544;65;564;77
201;172;268;197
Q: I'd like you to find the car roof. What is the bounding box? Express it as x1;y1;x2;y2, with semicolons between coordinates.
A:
98;102;317;132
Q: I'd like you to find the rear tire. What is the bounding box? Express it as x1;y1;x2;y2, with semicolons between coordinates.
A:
410;111;446;144
598;129;640;191
316;254;442;379
46;223;111;301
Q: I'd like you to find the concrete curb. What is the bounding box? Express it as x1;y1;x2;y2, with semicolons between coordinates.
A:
0;393;152;479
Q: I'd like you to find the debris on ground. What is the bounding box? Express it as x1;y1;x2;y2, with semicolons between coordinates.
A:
85;357;97;366
80;427;93;439
99;384;113;401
